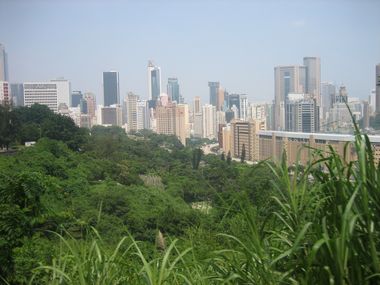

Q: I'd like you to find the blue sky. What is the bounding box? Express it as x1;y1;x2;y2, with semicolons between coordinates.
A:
1;0;379;105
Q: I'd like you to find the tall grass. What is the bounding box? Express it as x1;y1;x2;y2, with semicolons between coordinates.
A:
32;128;380;284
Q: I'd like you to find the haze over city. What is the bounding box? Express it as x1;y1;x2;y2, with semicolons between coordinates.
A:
1;0;379;104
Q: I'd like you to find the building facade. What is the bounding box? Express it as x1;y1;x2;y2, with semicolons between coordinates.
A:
148;61;161;101
103;71;119;106
167;78;180;103
0;44;8;81
0;81;10;105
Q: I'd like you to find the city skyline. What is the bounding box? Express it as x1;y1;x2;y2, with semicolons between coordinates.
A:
0;0;379;105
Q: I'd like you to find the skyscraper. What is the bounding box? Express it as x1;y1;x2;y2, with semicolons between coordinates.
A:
103;71;119;106
320;82;336;122
208;82;220;107
0;81;10;105
23;79;71;112
167;78;180;103
148;61;161;101
274;65;307;130
202;104;217;139
376;64;380;114
303;57;321;105
127;92;138;132
0;44;8;81
239;94;248;120
71;90;83;107
175;104;189;146
10;83;24;106
194;96;201;114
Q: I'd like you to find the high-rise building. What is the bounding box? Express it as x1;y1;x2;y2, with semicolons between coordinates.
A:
167;78;180;103
202;104;217;139
193;113;203;138
24;80;71;112
101;105;122;126
227;93;241;116
0;44;8;81
84;92;96;121
369;89;376;115
363;100;370;129
303;57;321;105
0;81;10;105
239;94;248;120
103;71;119;106
71;90;83;107
137;100;149;130
230;119;266;161
194;96;201;114
148;61;161;101
376;64;380;114
274;65;307;130
79;98;88;114
175;104;189;145
127;92;138;132
50;78;71;108
208;82;220;107
285;94;319;133
156;103;176;135
217;87;225;111
321;82;336;122
10;83;24;106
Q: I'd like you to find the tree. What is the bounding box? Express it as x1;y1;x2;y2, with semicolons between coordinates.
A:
227;151;232;165
240;144;246;163
192;148;203;170
221;152;225;161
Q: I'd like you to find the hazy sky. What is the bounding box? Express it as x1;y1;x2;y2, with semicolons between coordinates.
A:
1;0;380;105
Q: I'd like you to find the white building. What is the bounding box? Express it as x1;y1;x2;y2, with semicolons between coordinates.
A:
202;104;217;139
0;81;10;105
23;79;71;112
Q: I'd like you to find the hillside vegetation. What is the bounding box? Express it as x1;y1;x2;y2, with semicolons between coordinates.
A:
0;104;379;284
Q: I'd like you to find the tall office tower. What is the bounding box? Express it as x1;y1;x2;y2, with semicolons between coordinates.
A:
239;94;248;120
303;57;321;105
334;85;348;104
227;93;241;112
225;109;235;123
103;71;119;106
0;81;10;105
193;113;203;138
231;119;266;161
249;103;266;121
202;104;217;139
71;90;83;107
194;96;201;114
137;100;149;130
148;61;161;101
216;111;226;126
10;83;24;106
274;65;306;130
376;64;380;114
285;94;319;132
363;100;370;129
160;93;169;107
321;82;336;122
84;92;96;120
24;80;71;112
50;78;71;108
175;104;189;145
127;92;139;132
217;87;225;111
101;105;122;126
208;82;220;107
156;103;176;135
0;44;8;81
167;78;180;103
369;89;376;115
79;98;88;114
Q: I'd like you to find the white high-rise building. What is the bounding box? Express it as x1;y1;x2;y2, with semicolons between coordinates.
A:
127;92;138;132
239;95;248;121
0;81;10;105
202;104;217;139
369;89;376;115
137;100;149;130
148;61;161;101
193;113;203;138
23;79;71;112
